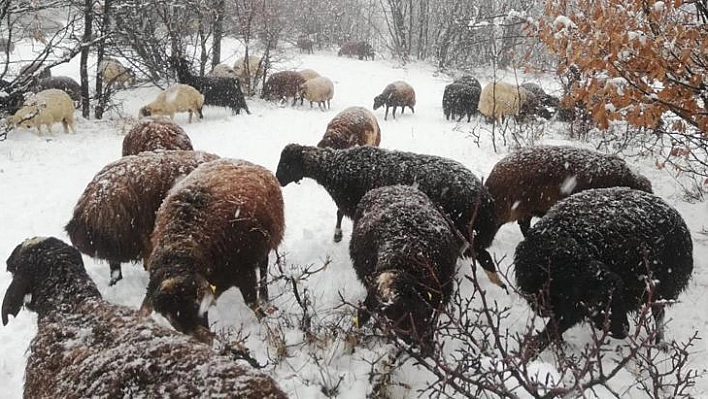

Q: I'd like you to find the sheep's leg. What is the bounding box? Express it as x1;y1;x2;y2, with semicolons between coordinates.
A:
384;106;389;121
188;111;193;123
198;107;204;119
392;106;397;119
457;113;464;123
108;262;123;286
258;255;269;302
410;106;415;114
334;209;345;243
518;218;532;236
240;266;266;320
588;267;629;339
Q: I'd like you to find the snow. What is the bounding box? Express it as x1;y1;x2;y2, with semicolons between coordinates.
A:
0;42;707;398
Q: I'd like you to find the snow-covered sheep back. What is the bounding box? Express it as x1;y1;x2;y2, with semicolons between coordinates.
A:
144;159;285;338
1;237;287;399
139;83;205;123
350;185;459;347
485;145;653;236
373;81;416;121
513;187;693;354
65;150;220;285
478;81;531;123
7;88;75;133
297;68;320;81
298;75;334;109
262;71;307;105
122;118;194;156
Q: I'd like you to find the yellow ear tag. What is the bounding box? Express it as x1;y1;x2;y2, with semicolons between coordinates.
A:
353;315;360;329
427;292;433;301
209;284;217;294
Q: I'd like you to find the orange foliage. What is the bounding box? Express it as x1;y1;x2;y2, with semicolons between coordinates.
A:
536;0;708;135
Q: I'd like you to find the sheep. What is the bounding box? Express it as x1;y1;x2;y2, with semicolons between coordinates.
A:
298;75;334;110
275;144;505;289
65;150;220;286
513;187;693;355
207;63;239;79
122;118;193;156
442;82;481;122
262;70;307;106
519;82;557;119
338;41;375;60
350;185;460;348
6;88;75;134
478;81;536;123
485;145;653;237
141;158;285;337
33;76;81;106
99;58;134;90
19;62;51;80
1;236;288;398
296;36;314;54
373;81;416;121
317;106;382;242
170;56;250;115
453;75;482;91
297;69;320;81
138;83;205;123
233;55;264;96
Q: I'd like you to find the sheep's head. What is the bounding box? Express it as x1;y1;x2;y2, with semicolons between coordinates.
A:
373;93;387;110
142;272;214;338
138;105;153;118
276;143;306;186
2;237;99;325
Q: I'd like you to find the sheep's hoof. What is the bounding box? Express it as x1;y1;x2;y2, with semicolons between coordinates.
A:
333;232;343;243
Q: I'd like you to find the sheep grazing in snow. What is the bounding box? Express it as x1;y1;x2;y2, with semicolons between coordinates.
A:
297;68;320;81
478;81;535;124
350;185;460;348
442;82;481;122
33;76;81;106
297;36;314;54
65;150;220;286
6;88;75;134
453;75;482;91
485;145;653;236
513;187;693;355
1;236;287;398
338;41;375;60
317;106;382;242
142;159;285;338
298;75;334;110
139;83;205;123
233;56;264;84
262;70;307;106
99;58;134;90
373;81;416;121
275;144;505;289
170;56;250;115
0;79;26;116
122;118;193;156
207;63;239;79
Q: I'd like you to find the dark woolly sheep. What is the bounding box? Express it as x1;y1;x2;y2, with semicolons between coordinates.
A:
33;76;81;105
142;159;285;338
520;82;555;119
1;237;287;398
442;82;481;122
170;57;250;115
338;41;375;60
0;79;27;116
261;71;307;106
485;145;653;236
514;187;693;355
65;150;220;285
275;144;505;288
453;75;482;91
317;106;382;242
122;118;193;156
19;62;51;80
373;81;416;121
350;185;460;348
297;36;314;54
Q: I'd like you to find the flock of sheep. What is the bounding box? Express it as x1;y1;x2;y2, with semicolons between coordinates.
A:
0;49;696;397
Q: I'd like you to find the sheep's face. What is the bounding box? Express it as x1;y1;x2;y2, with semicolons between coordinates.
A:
138;106;152;117
150;275;213;335
373;94;386;110
276;144;305;186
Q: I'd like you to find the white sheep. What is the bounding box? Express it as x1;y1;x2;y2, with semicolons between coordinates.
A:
6;88;75;133
478;81;532;123
298;76;334;110
207;63;239;79
233;55;263;95
139;84;205;123
99;58;134;90
297;69;320;81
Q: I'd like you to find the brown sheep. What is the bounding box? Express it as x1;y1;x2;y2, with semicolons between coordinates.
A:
65;150;220;286
1;237;288;398
317;106;382;242
122;118;194;156
261;71;307;106
485;145;653;236
373;81;416;121
141;159;285;339
338;41;375;60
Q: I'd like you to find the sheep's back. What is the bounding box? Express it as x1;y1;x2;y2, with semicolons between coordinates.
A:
122;119;193;156
32;88;73;120
66;151;219;263
263;71;306;100
478;82;525;120
297;69;320;81
383;81;416;107
319;106;380;149
514;187;693;311
485;145;653;225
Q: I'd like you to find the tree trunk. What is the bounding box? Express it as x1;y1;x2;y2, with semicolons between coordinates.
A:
212;0;225;67
80;0;93;118
94;0;112;120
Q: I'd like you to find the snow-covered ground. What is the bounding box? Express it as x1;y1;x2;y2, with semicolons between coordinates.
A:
0;43;706;398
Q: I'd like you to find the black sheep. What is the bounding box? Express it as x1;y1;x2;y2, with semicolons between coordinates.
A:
442;82;481;122
33;76;81;105
275;144;505;289
1;237;287;398
453;75;482;91
170;57;250;115
514;187;693;354
350;185;460;348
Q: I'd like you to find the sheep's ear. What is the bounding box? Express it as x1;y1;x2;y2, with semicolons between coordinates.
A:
158;277;180;293
2;276;30;326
